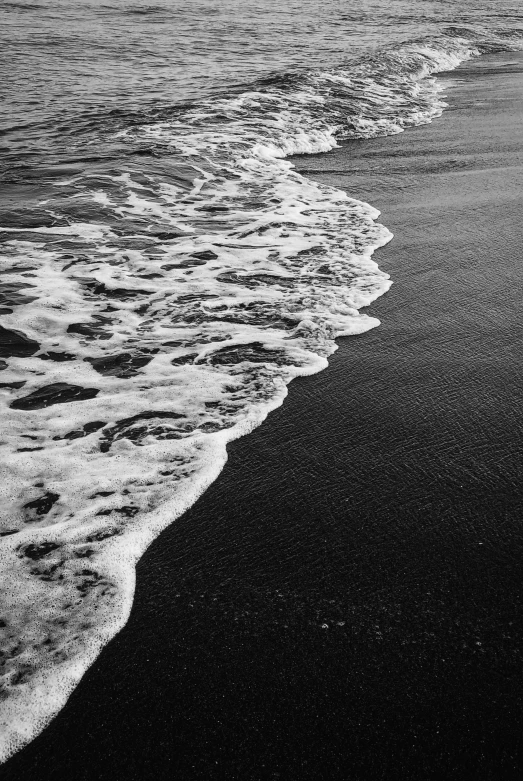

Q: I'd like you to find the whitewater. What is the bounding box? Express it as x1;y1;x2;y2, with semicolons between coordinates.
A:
1;3;523;761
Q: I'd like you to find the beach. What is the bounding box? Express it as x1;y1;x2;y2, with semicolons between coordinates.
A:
3;50;523;780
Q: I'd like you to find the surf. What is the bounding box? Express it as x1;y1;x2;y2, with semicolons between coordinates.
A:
1;27;522;762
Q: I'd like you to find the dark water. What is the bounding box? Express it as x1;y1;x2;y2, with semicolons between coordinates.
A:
4;0;520;135
1;0;523;769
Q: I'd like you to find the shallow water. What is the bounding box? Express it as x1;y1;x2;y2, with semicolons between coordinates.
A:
1;0;523;762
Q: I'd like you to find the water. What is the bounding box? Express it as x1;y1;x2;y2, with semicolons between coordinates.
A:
1;0;523;763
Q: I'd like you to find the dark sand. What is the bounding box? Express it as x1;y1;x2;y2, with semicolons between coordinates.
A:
4;52;523;780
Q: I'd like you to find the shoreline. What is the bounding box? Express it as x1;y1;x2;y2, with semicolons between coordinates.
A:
4;50;523;780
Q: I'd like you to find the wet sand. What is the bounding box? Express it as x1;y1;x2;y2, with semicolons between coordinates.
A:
4;52;523;780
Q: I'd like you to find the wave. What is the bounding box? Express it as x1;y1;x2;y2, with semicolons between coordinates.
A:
0;27;522;761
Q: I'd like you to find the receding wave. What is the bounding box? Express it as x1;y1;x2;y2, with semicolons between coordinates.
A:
0;27;522;761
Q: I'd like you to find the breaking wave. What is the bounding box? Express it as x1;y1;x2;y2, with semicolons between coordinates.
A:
0;27;522;760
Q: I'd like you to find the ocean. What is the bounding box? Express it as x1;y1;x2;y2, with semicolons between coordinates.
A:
1;0;523;770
